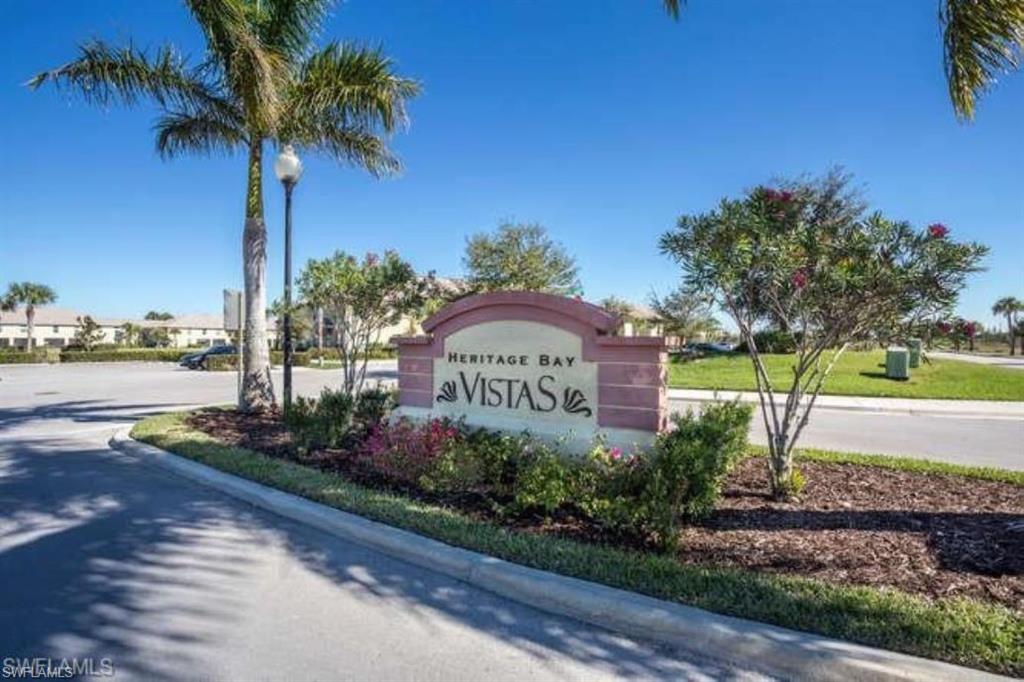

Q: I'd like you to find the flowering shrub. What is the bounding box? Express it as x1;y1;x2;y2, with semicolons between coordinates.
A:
360;417;461;485
928;223;949;239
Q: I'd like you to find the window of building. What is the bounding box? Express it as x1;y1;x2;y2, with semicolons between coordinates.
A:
53;326;60;333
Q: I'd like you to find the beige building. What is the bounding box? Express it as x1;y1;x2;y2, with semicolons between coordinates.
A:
0;307;252;349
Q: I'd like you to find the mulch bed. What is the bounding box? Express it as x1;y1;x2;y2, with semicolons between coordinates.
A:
186;409;1024;611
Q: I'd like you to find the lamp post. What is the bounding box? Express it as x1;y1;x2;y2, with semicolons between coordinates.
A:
274;144;302;412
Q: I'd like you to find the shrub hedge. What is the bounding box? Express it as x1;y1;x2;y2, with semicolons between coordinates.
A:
205;351;311;371
60;348;197;363
0;349;59;364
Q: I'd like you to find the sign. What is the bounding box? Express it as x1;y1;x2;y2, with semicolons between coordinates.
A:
223;289;242;332
395;292;666;452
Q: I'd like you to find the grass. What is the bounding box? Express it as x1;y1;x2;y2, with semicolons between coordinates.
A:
668;350;1024;401
131;410;1023;676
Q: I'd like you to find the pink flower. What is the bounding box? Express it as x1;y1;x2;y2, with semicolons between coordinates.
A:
937;321;951;334
609;447;623;461
573;295;583;302
791;269;808;289
779;191;793;203
365;252;380;266
927;223;948;239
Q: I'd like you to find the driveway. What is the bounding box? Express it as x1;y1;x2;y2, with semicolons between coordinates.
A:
0;363;767;681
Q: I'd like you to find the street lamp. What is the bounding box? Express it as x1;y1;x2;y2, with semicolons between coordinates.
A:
274;144;302;412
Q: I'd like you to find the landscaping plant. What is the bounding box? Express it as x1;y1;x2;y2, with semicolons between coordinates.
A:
32;0;419;410
660;170;987;499
298;251;434;395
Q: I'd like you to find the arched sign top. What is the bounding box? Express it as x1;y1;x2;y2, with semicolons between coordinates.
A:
396;291;666;452
421;291;619;335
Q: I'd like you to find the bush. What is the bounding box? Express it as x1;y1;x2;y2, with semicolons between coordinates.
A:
59;348;194;362
360;417;462;486
307;345;396;361
583;402;752;550
0;349;57;364
206;351;311;371
285;388;356;454
512;446;575;515
736;329;799;354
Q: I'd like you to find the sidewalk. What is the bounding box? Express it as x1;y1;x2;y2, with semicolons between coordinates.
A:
928;351;1024;370
667;388;1024;419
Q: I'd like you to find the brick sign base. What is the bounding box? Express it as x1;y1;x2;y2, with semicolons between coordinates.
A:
394;292;667;452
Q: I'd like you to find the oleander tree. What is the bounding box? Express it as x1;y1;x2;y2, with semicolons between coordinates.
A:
991;296;1023;355
298;251;434;395
660;0;1022;121
464;223;581;296
660;170;987;499
30;0;419;411
4;282;57;351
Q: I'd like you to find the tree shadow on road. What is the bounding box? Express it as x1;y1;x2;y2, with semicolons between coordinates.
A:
0;436;760;681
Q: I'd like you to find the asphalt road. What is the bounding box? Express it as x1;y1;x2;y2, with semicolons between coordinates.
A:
0;363;769;681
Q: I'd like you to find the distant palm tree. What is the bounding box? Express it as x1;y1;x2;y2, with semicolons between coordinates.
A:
4;282;57;351
992;296;1023;355
660;0;1022;121
30;0;419;411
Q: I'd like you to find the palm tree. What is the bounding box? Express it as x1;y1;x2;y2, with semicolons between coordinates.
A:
5;282;57;351
992;296;1023;355
30;0;419;410
661;0;1022;121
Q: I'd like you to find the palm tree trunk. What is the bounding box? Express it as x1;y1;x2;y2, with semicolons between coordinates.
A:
241;139;275;411
316;306;324;366
26;305;35;352
1008;314;1015;356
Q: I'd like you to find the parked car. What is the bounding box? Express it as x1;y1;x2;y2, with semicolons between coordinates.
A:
179;344;236;370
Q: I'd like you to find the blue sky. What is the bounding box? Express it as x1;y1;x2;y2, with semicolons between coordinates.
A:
1;0;1021;328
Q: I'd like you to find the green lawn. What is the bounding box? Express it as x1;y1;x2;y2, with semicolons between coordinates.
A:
131;410;1023;676
668;350;1024;401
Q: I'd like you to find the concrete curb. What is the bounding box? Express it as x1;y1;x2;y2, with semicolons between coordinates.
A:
109;430;1011;682
666;389;1024;419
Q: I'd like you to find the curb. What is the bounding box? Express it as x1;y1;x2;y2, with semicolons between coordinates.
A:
666;390;1024;419
109;430;1011;682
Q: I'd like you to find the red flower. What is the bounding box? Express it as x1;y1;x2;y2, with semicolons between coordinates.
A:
791;269;808;289
936;321;951;334
779;191;793;203
927;223;948;239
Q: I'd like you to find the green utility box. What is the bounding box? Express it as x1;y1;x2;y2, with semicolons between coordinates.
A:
886;346;910;380
907;338;922;368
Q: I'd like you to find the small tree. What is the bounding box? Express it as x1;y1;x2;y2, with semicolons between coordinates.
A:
648;285;720;344
299;251;432;395
269;298;311;350
597;296;635;334
74;315;105;351
144;311;174;321
991;296;1022;355
464;222;580;295
660;170;987;499
120;322;142;347
4;282;57;351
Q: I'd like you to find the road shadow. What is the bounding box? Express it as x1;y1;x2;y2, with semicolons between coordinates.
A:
0;435;757;680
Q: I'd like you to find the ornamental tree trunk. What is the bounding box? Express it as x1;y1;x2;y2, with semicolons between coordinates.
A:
241;140;275;411
25;305;35;351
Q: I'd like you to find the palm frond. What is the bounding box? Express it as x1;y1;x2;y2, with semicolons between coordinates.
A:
257;0;333;60
663;0;684;20
286;42;420;137
184;0;288;133
942;0;1024;120
154;108;248;159
290;123;400;177
27;40;218;111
